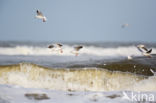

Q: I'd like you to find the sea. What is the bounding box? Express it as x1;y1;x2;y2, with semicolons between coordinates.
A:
0;41;156;103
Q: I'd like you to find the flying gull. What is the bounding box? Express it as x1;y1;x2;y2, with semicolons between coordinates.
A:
71;45;83;56
48;43;63;53
121;23;129;28
137;44;152;58
36;10;47;22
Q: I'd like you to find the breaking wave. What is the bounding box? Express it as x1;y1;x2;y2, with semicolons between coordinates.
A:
1;45;155;57
0;63;156;91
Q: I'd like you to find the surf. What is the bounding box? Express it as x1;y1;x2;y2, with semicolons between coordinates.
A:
1;45;155;57
0;63;156;91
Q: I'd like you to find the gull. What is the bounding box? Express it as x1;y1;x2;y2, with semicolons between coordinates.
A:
35;10;47;22
56;43;63;53
71;46;83;56
121;23;129;28
137;44;152;58
48;43;63;53
127;55;133;60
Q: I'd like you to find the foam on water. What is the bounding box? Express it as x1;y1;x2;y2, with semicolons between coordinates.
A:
1;45;155;57
0;63;156;92
2;84;155;103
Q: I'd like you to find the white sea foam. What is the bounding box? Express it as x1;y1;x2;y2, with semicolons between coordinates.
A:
2;83;155;103
0;45;155;57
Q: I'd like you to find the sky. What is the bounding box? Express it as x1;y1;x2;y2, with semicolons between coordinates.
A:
0;0;156;42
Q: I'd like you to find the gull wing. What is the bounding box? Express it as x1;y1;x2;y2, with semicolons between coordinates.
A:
56;43;63;47
74;47;78;51
48;45;54;48
74;46;83;51
137;47;144;53
146;49;152;54
141;46;148;52
36;10;43;16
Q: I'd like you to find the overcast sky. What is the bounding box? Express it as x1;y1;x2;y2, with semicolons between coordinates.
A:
0;0;156;42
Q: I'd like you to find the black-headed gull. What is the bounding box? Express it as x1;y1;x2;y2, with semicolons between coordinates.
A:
137;44;152;57
121;23;129;28
71;46;83;56
36;10;47;22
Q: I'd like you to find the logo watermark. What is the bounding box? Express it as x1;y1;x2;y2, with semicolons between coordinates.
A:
122;91;155;102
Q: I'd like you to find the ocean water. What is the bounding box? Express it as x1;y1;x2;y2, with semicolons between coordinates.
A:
0;41;156;103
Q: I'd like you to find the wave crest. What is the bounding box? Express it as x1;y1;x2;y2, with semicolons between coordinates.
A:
1;45;155;57
0;63;156;91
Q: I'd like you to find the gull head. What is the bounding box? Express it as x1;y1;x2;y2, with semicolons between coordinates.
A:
137;44;145;48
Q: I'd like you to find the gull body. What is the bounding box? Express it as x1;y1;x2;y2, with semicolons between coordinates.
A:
142;52;152;58
36;10;47;22
71;46;83;56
